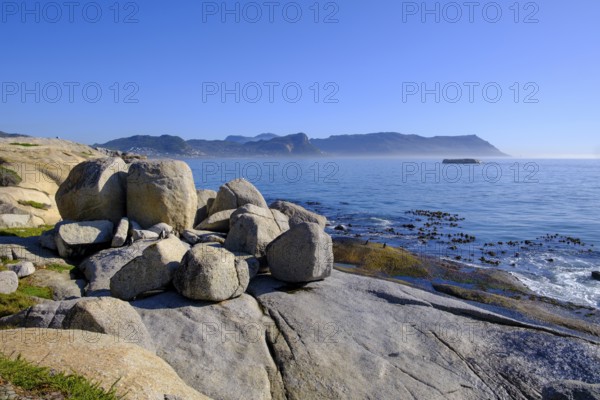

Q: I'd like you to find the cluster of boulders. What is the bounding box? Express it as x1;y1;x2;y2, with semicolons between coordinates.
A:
37;158;332;302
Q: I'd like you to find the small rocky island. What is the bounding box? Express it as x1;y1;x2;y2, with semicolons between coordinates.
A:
0;142;599;399
442;158;482;164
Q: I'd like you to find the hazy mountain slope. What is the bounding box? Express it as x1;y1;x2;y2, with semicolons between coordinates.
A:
310;132;507;156
225;133;279;144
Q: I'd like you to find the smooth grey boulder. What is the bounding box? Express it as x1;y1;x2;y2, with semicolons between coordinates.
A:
79;240;154;296
542;380;600;400
0;271;18;294
225;204;289;258
7;261;35;278
63;297;154;352
173;244;249;301
127;160;197;233
55;220;114;259
56;157;128;224
181;229;226;246
209;179;268;215
266;222;333;283
111;217;129;248
197;209;234;233
110;237;189;300
194;189;217;226
270;200;327;228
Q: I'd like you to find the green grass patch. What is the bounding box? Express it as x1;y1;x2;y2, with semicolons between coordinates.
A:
0;165;22;186
9;142;39;147
0;353;122;400
45;263;76;273
17;281;53;300
0;292;37;318
17;200;51;210
333;239;428;278
0;225;54;238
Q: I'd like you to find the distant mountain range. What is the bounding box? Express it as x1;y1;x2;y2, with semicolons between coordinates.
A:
94;132;507;157
0;131;29;138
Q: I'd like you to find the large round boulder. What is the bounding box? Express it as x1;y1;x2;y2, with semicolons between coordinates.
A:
127;160;197;233
224;204;289;258
173;244;249;302
266;222;333;283
56;157;128;224
210;179;267;215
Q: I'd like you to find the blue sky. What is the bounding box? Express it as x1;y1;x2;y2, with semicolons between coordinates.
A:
1;0;599;157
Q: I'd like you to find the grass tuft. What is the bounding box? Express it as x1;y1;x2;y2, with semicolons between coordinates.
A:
0;225;54;238
17;200;51;210
16;281;53;300
45;263;76;273
9;142;39;147
0;353;122;400
0;292;37;318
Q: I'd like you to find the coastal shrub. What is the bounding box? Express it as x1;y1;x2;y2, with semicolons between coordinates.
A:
333;239;428;278
17;200;51;210
0;353;122;400
0;165;22;186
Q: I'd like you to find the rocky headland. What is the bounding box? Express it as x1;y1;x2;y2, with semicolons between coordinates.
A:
0;140;598;399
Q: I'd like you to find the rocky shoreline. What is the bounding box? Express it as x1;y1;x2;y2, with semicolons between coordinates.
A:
0;150;599;399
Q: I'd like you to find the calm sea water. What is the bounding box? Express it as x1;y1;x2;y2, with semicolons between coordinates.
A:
184;158;600;308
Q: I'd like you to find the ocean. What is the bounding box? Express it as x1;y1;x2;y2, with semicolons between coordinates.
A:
184;157;600;308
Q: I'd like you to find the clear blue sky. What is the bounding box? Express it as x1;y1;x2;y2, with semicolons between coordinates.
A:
1;0;599;157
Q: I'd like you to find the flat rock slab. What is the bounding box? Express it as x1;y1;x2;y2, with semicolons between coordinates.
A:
0;329;210;400
133;292;284;400
0;236;66;266
246;270;600;400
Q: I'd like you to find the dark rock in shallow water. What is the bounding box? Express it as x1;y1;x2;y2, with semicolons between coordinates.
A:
592;271;600;281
